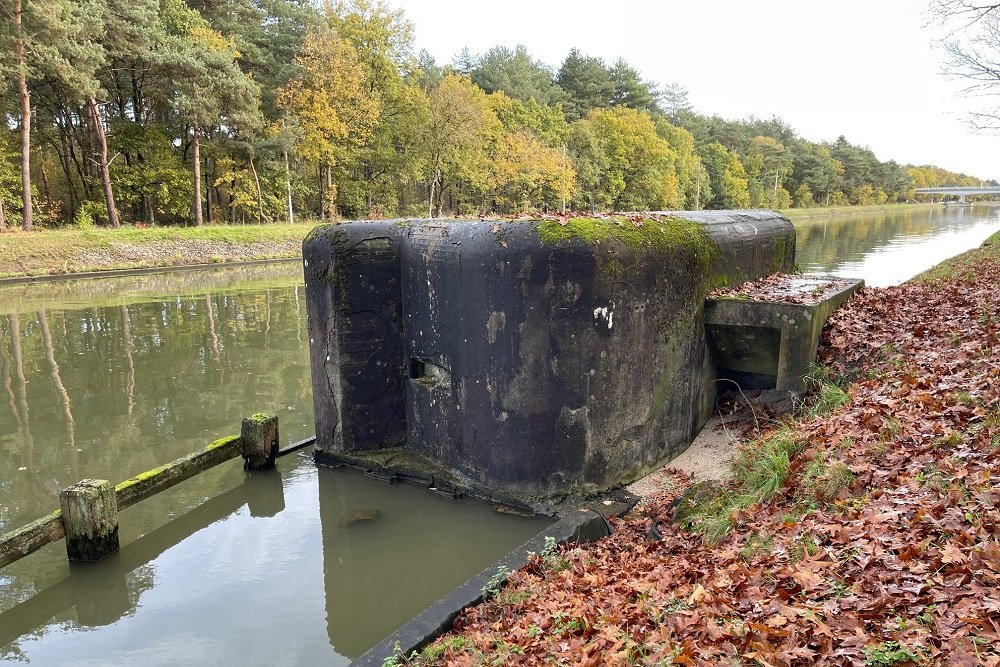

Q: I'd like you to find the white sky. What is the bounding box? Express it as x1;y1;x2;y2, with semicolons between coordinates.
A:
387;0;1000;180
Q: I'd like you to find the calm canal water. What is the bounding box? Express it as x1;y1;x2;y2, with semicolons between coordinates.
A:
0;264;548;665
794;203;1000;286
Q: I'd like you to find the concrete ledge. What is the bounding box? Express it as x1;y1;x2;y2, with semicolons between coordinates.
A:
705;276;864;393
351;506;620;666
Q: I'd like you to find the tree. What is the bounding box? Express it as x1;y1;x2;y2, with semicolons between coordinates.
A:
163;6;261;226
278;24;377;219
327;0;421;216
654;119;703;209
0;0;101;230
570;107;677;211
660;82;691;121
932;1;1000;129
0;135;20;230
416;74;495;217
720;152;751;209
468;45;560;105
557;49;615;121
697;142;729;209
788;142;843;207
488;130;574;212
609;59;659;112
748;135;792;206
489;93;571;147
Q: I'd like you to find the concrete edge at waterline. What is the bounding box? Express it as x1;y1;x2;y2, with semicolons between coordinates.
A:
0;256;301;287
351;506;624;666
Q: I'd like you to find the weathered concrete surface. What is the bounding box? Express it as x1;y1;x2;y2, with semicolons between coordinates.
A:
705;277;864;394
303;212;795;500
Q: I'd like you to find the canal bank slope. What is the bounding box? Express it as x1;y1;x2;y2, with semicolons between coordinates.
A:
408;232;1000;666
0;224;315;279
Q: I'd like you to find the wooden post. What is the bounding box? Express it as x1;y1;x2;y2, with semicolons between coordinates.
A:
59;479;119;562
241;414;278;471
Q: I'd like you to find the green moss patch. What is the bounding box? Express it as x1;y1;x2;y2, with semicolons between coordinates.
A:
536;216;717;270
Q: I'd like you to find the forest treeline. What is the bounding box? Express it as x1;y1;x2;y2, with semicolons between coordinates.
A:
0;0;991;230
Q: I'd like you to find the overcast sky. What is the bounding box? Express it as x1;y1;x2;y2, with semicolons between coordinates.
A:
385;0;1000;180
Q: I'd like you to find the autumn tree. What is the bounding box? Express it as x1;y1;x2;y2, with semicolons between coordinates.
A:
416;74;496;216
163;5;260;226
570;107;679;211
278;23;376;219
327;0;421;216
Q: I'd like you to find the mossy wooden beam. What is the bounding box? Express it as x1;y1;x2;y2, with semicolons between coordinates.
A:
0;512;65;569
1;416;279;569
115;435;242;510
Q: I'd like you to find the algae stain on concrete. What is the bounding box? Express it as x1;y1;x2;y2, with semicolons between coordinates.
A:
486;311;506;344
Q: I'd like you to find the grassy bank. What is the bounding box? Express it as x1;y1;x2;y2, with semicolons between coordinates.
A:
780;201;939;222
0;223;320;279
406;232;1000;666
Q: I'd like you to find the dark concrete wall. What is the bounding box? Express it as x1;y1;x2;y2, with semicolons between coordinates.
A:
304;212;795;498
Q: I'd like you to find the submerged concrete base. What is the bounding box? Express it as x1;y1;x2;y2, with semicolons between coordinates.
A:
350;500;628;667
705;276;864;394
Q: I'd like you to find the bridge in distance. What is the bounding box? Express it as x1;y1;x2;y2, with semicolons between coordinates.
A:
915;186;1000;204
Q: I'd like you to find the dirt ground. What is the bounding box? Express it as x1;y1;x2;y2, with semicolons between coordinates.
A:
626;415;740;501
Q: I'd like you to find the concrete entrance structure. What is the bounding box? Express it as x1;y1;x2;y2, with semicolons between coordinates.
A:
705;276;864;394
303;212;797;500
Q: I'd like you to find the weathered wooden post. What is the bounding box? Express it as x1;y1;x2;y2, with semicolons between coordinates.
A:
241;414;278;471
59;479;119;562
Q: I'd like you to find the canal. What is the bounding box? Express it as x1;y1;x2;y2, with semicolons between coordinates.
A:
793;203;1000;286
0;264;549;665
2;204;999;664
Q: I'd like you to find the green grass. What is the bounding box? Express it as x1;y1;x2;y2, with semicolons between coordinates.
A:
675;366;851;542
780;202;937;222
674;426;803;542
916;229;1000;282
863;641;923;666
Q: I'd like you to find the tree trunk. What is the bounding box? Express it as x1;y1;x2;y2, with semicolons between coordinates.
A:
39;161;51;208
248;156;265;224
318;164;324;218
87;97;120;228
192;121;203;226
283;150;294;224
326;163;335;221
205;165;213;224
0;198;6;231
15;0;32;231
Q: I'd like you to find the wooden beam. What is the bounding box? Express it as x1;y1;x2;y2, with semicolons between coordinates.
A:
0;512;65;569
114;435;242;511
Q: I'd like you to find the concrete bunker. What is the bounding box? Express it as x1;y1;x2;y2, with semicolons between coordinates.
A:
303;212;797;501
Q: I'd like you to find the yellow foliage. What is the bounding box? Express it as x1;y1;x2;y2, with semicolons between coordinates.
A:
489;131;575;211
277;26;378;165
